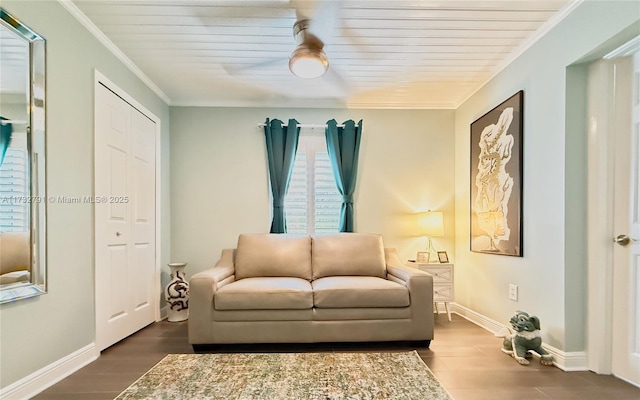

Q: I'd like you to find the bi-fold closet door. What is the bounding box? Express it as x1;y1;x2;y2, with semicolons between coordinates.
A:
94;81;157;351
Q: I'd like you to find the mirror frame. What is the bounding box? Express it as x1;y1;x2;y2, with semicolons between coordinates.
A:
0;8;47;304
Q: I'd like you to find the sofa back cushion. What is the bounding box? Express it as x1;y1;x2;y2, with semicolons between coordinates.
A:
0;232;30;275
235;234;312;280
311;233;386;279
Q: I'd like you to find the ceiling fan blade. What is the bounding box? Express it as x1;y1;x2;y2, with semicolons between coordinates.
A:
322;65;350;98
307;0;341;42
338;25;375;60
222;58;287;75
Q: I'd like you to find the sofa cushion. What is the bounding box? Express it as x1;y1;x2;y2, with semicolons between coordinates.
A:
235;234;312;280
313;307;411;321
213;309;312;322
215;277;313;310
312;276;409;308
0;270;30;285
312;233;386;279
0;231;30;275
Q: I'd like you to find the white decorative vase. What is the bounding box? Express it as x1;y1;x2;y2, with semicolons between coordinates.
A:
165;262;189;322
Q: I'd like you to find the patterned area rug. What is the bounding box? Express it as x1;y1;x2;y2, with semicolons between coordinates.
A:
115;351;453;400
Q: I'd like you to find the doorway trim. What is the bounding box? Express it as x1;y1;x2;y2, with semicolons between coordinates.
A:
585;58;616;374
93;69;163;330
586;37;639;378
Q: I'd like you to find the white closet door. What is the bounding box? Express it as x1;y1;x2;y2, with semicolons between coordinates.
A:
95;82;156;351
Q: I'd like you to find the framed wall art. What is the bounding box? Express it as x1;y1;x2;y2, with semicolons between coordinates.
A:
470;90;523;257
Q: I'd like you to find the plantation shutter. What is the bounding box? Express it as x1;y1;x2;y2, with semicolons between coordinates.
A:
285;152;308;234
314;151;341;233
284;135;341;235
0;148;29;231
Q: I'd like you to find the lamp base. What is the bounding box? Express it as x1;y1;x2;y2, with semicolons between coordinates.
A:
425;237;440;264
426;251;439;263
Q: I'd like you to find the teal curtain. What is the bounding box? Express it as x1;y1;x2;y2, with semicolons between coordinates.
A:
325;119;362;232
264;118;300;233
0;117;13;167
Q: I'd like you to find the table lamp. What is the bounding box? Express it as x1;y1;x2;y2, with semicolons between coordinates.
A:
417;211;444;263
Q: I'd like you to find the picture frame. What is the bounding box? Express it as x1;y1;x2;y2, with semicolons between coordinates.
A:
470;90;523;257
437;251;449;263
416;252;429;263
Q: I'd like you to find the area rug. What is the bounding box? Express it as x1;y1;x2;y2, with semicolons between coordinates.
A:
115;351;453;399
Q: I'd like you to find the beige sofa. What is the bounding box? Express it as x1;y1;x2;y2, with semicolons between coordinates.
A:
189;233;434;348
0;231;31;285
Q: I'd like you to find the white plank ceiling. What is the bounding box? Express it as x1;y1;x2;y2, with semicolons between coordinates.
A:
71;0;573;108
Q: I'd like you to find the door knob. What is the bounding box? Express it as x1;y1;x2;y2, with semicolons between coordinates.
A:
613;234;631;246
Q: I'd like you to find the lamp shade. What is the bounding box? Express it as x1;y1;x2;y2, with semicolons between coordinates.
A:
417;211;444;237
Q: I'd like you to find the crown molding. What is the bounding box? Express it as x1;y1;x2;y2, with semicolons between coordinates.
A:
346;101;457;110
57;0;171;105
454;0;585;108
170;98;457;110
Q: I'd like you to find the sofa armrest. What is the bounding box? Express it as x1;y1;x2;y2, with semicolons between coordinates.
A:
191;249;235;285
384;248;433;340
188;249;236;344
387;264;431;282
385;248;431;282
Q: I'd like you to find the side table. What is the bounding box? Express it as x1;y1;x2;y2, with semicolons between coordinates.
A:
408;261;454;321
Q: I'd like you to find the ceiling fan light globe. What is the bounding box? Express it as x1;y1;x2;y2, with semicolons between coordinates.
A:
289;48;329;79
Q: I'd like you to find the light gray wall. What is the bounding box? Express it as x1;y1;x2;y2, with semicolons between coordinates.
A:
170;107;455;276
454;0;640;351
0;0;170;388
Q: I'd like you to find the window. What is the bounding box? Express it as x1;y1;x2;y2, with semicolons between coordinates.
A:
285;134;342;235
0;148;29;232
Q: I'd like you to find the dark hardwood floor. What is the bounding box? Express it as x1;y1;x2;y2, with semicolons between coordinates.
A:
32;314;640;399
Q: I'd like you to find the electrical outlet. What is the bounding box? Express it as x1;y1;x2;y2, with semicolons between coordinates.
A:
509;284;518;301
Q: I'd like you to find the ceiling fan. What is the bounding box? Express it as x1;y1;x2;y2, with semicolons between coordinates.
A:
288;18;329;79
222;0;351;84
215;0;372;102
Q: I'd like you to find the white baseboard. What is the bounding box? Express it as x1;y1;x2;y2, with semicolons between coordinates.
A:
450;302;505;333
0;343;99;400
450;303;588;371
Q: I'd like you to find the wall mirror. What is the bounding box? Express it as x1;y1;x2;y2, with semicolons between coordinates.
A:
0;8;46;303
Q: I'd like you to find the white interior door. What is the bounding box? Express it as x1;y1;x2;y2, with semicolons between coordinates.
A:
611;52;640;386
95;82;156;351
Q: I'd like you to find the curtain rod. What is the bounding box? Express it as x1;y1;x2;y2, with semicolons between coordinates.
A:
0;120;27;125
257;123;345;129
